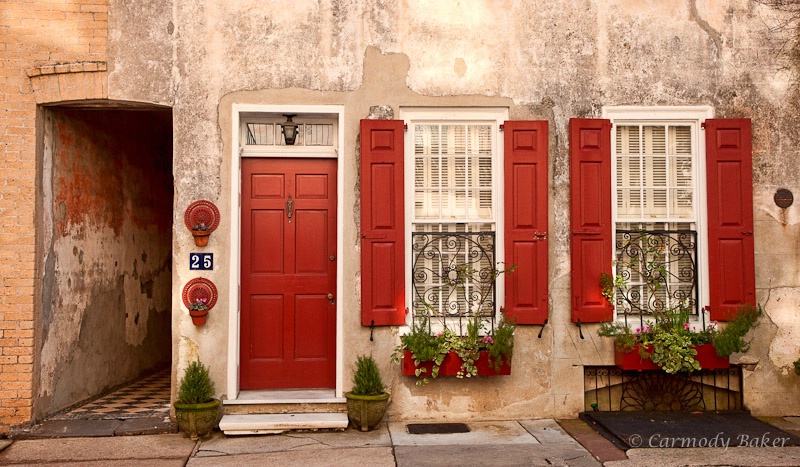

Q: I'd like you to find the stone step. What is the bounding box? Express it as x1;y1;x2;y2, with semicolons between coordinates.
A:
219;413;349;435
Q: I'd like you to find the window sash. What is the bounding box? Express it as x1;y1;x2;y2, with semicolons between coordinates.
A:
615;124;695;222
413;123;494;223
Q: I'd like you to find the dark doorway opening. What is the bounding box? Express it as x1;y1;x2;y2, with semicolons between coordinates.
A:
36;105;173;421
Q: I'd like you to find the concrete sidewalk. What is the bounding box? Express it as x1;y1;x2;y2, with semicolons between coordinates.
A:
1;418;799;466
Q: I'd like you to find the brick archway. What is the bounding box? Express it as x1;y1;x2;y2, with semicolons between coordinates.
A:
28;62;108;104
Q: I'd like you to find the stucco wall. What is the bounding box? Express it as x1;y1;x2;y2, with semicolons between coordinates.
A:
37;108;173;416
105;0;800;418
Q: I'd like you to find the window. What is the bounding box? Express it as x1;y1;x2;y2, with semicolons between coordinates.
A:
239;113;338;156
611;114;706;322
405;113;502;334
569;110;755;324
360;115;549;328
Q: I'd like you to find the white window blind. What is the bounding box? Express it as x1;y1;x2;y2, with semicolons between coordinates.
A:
413;123;494;223
615;124;694;221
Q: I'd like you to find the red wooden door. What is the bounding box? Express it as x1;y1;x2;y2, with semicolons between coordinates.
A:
240;158;337;389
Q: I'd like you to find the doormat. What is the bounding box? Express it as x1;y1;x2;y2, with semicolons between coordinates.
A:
407;422;471;434
580;411;800;450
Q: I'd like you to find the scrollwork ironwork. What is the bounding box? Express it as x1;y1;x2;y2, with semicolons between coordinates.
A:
614;230;698;320
411;231;496;333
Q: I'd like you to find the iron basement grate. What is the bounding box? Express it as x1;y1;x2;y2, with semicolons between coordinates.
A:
406;422;471;434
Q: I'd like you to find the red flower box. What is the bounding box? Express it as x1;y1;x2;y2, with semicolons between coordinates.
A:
401;349;511;377
614;343;730;371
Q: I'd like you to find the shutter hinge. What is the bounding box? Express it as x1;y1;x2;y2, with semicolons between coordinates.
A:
499;124;505;131
404;123;408;131
701;121;707;129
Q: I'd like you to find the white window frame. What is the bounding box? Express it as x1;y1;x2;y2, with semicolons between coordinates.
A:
602;106;713;326
399;107;508;330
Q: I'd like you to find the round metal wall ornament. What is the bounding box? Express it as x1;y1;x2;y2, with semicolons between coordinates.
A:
184;200;220;232
774;189;793;209
182;277;218;311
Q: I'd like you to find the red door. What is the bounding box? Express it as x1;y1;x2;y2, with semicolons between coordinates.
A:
240;158;337;389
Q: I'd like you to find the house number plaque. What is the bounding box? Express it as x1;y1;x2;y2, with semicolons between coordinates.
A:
190;253;213;270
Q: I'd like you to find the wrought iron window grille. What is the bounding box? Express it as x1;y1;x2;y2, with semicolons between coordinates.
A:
613;229;700;329
411;231;497;335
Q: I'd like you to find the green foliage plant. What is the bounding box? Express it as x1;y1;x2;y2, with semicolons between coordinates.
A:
178;360;215;404
351;354;386;396
711;304;762;357
649;331;701;374
486;316;515;371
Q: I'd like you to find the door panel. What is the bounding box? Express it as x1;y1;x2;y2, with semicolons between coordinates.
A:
241;158;337;389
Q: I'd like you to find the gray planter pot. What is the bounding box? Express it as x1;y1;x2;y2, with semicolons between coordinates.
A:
344;392;390;432
174;399;220;440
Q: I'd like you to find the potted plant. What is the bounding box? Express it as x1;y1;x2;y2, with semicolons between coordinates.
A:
344;355;390;432
188;297;209;326
392;314;515;385
391;261;516;385
599;307;762;373
174;360;220;440
191;222;212;247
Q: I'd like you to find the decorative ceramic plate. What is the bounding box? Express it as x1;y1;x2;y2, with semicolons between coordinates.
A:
182;277;218;311
184;200;220;232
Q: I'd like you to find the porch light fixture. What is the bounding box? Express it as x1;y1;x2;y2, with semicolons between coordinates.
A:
281;114;299;145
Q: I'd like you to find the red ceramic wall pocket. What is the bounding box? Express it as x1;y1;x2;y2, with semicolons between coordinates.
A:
182;278;218;326
185;200;220;247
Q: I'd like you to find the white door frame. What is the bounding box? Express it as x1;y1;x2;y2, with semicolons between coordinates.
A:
228;104;345;399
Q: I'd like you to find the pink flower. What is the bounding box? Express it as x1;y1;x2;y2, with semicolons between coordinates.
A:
482;335;494;345
683;323;690;330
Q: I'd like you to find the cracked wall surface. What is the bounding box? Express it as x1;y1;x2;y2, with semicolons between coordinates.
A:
100;0;800;418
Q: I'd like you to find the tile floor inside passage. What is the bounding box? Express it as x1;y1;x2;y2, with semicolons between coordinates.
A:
52;369;171;420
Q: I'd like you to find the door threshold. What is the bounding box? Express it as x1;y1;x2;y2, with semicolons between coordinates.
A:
224;389;343;405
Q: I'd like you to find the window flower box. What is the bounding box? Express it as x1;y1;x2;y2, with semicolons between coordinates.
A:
615;343;730;371
401;349;511;378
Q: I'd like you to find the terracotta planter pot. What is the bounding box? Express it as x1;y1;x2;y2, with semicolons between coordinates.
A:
189;309;208;326
614;343;730;371
401;349;511;378
191;230;211;247
174;399;220;440
344;392;390;431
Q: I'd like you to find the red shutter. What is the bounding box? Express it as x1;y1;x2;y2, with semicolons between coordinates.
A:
569;118;614;323
504;121;549;325
360;120;406;326
705;118;755;321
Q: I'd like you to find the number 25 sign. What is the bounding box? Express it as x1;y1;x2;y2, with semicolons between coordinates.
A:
190;253;213;270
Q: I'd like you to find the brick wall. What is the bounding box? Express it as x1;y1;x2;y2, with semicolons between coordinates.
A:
0;0;108;433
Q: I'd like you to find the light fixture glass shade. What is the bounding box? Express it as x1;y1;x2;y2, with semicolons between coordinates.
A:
281;114;298;145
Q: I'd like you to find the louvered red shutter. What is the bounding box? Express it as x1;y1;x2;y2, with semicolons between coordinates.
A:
503;121;549;325
569;118;614;323
704;118;755;321
360;119;406;326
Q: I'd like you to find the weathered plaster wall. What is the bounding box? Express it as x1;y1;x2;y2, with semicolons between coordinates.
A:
37;108;172;416
105;0;800;418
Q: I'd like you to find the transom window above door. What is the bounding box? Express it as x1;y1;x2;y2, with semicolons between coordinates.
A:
239;112;338;156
